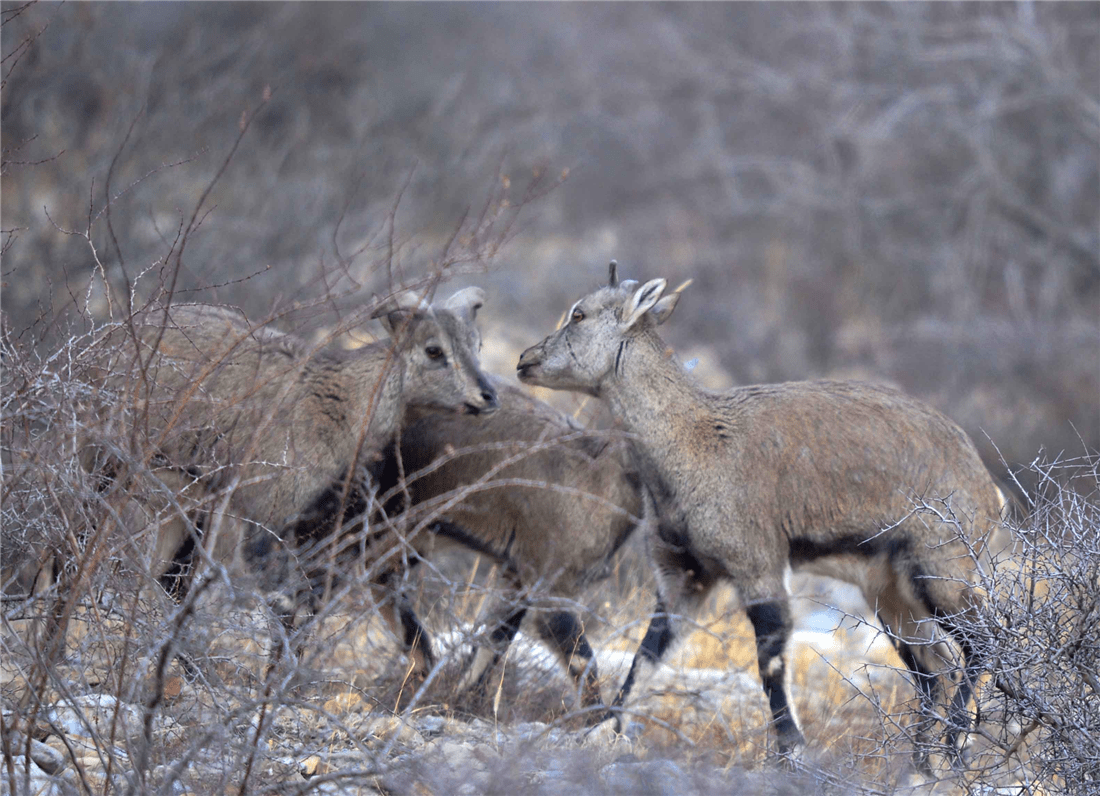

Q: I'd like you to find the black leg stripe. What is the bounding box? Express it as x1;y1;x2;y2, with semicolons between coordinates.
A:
489;607;527;646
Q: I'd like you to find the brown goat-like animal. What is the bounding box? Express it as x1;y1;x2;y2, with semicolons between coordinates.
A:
382;375;646;710
517;264;1008;771
86;289;498;674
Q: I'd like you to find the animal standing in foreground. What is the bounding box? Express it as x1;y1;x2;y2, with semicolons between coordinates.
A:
382;375;645;710
86;288;498;675
517;263;1007;770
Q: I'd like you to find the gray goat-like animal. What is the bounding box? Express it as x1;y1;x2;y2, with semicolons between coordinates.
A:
89;288;498;674
382;376;645;709
517;264;1007;769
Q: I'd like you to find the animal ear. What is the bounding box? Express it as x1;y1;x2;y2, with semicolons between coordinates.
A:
372;291;429;338
439;286;486;323
648;292;680;326
621;279;667;330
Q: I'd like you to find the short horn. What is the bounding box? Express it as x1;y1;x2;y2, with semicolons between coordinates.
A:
371;290;429;319
608;260;619;288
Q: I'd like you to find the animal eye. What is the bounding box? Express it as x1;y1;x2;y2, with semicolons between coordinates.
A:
571;309;585;323
425;345;444;360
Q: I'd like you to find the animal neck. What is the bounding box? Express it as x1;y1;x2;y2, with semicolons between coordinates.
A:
599;330;703;442
360;348;405;443
327;342;405;458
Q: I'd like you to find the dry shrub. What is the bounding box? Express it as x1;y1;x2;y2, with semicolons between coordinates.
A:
2;6;1095;790
6;271;1093;793
0;124;550;791
954;454;1100;794
6;307;1095;795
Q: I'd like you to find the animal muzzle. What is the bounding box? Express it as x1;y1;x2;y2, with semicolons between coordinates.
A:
465;378;499;416
516;345;543;383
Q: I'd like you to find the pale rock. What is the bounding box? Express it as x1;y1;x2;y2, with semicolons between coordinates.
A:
364;715;424;749
0;755;61;796
27;739;66;775
47;695;143;741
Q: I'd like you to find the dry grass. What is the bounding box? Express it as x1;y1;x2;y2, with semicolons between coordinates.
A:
2;306;1085;794
225;562;915;775
2;89;1093;794
4;498;1090;795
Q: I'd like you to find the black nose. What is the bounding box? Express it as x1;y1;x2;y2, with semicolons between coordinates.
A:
480;388;499;413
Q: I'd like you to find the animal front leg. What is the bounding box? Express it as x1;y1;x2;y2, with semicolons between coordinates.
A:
745;597;805;760
158;519;201;603
150;496;214;680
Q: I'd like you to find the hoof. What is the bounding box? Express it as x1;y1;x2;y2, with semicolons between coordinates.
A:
774;728;806;771
777;741;805;771
583;716;624;748
580;704;615;728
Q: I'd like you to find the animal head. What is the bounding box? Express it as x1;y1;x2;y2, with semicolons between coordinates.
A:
373;286;499;415
517;262;681;395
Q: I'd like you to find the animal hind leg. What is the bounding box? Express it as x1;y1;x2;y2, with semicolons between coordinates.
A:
455;566;528;701
607;526;714;730
891;637;941;776
536;611;602;713
932;606;984;768
874;572;971;774
456;598;528;701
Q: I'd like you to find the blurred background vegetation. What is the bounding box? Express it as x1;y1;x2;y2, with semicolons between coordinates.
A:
3;1;1097;489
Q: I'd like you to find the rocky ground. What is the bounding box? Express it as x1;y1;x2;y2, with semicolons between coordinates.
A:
1;562;1049;796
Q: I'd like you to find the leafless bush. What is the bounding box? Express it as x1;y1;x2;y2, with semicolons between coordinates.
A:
4;2;1095;478
2;2;1096;793
3;252;1093;795
791;454;1100;793
949;454;1100;794
0;101;553;794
